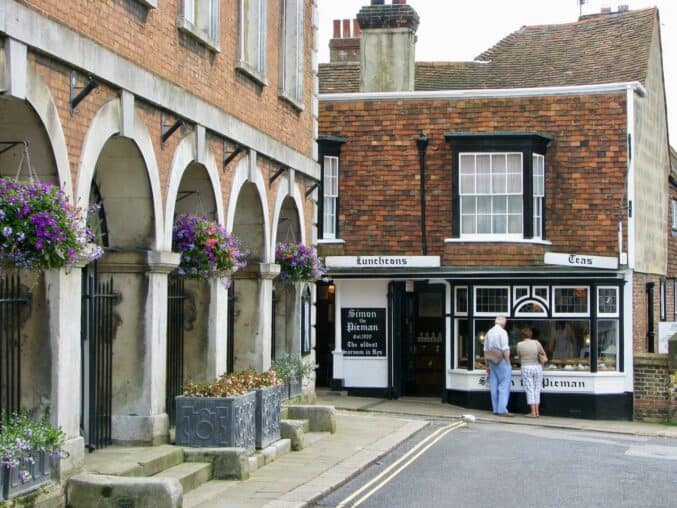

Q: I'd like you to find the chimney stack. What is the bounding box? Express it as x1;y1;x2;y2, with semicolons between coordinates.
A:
329;18;362;63
357;0;420;92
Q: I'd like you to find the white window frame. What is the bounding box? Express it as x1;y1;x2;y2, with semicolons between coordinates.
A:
597;286;619;318
178;0;221;51
473;286;510;317
322;155;339;240
672;200;677;231
136;0;158;8
459;152;523;240
513;286;529;304
660;279;666;321
237;0;267;85
532;153;545;239
279;0;305;109
532;286;549;306
454;287;469;316
514;299;548;317
552;286;590;317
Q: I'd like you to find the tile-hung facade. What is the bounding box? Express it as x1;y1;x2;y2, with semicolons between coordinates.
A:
316;0;672;420
0;0;319;477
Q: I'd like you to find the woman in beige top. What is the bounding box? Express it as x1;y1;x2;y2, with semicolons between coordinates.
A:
516;327;545;417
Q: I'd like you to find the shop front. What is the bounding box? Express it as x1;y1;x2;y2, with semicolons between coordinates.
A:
319;256;633;420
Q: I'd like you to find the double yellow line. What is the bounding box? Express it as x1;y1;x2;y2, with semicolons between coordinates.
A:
336;421;466;508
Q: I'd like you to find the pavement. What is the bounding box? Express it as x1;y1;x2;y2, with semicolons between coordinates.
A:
202;389;676;507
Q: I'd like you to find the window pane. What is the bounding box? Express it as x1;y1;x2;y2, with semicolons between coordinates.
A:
460;154;475;174
282;0;304;101
241;0;264;74
492;154;506;173
507;153;522;171
508;196;522;213
475;287;509;314
554;287;589;314
514;287;529;301
492;172;506;193
506;172;522;193
456;319;469;368
477;196;491;214
477;173;490;193
598;287;618;314
460;175;475;194
493;196;507;213
477;214;491;234
597;320;618;371
455;287;468;314
461;214;476;234
461;196;476;214
477;154;491;174
508;214;522;234
493;214;507;234
185;0;196;23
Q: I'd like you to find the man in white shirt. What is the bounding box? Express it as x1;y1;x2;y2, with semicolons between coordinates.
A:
484;314;513;416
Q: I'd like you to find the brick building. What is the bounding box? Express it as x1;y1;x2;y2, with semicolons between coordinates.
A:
316;0;672;420
0;0;319;477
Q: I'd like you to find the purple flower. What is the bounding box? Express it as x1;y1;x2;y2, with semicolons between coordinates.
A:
2;226;12;237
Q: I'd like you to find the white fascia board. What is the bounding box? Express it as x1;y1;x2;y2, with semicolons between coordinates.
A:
320;82;648;103
0;0;318;179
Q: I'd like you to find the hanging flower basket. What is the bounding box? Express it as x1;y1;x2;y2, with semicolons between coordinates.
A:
0;178;103;273
275;242;323;283
172;213;247;280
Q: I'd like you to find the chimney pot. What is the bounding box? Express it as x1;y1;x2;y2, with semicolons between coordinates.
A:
342;19;351;38
393;0;406;4
371;0;385;5
618;4;629;12
332;19;340;38
600;6;611;13
353;19;361;38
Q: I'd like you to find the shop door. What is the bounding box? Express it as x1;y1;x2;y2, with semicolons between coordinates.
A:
388;281;413;398
411;284;445;396
315;282;335;387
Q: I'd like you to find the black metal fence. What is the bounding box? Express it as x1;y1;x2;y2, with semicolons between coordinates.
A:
0;274;29;417
166;275;186;427
81;267;118;450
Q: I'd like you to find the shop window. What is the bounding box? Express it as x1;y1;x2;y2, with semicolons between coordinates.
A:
179;0;220;50
597;287;619;317
533;286;549;305
533;154;545;239
513;286;529;303
473;286;509;316
454;287;468;316
553;286;589;316
459;153;523;237
279;0;304;107
323;155;339;239
597;320;618;371
456;319;470;369
237;0;267;83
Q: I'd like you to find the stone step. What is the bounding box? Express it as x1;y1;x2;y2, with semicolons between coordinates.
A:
280;419;309;451
304;431;331;448
154;462;213;494
182;480;238;508
82;445;184;477
248;438;292;472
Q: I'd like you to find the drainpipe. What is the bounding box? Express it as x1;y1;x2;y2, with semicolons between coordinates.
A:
416;132;429;255
646;282;655;353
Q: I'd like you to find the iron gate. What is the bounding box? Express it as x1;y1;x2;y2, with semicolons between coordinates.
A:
0;274;29;416
81;265;118;450
166;275;186;427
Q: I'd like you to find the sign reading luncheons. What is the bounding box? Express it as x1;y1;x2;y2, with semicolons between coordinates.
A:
341;308;386;357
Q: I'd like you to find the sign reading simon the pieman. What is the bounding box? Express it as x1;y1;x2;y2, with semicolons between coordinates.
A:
341;308;386;357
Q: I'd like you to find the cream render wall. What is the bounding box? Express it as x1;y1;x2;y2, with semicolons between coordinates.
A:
633;23;671;275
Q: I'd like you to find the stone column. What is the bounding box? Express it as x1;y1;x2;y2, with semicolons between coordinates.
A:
207;277;229;378
111;251;180;445
257;263;281;372
45;266;84;480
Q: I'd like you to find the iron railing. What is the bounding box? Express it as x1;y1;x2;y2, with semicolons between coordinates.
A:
0;274;29;416
166;275;186;427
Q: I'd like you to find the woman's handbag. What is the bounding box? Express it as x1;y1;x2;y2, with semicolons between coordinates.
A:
537;344;548;365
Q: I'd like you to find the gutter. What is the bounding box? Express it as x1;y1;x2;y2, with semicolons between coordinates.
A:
320;81;648;102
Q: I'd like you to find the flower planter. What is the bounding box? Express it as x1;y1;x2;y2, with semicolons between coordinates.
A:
255;385;283;449
281;376;303;401
175;392;256;452
2;450;52;501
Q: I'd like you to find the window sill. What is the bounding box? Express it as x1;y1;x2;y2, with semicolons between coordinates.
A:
135;0;157;8
318;239;345;245
177;18;221;53
278;92;305;112
444;238;552;245
236;63;268;87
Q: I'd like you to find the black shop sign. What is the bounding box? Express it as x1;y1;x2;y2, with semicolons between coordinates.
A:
341;308;386;357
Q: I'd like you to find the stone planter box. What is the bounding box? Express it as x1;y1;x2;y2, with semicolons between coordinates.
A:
255;385;283;449
2;450;52;500
175;392;256;452
281;376;303;401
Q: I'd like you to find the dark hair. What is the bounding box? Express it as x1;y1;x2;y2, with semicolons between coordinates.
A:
521;327;533;339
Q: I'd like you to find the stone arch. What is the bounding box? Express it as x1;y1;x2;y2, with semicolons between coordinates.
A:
76;98;164;251
271;178;307;248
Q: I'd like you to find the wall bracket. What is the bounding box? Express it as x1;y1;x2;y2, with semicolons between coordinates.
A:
70;71;99;115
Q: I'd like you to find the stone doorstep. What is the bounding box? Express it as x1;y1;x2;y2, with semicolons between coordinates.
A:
153;461;213;494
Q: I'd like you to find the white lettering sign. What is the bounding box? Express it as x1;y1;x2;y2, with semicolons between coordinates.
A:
544;252;618;270
326;256;440;269
476;373;591;393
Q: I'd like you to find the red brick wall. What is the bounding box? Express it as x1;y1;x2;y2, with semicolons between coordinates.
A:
19;0;314;157
633;353;671;421
319;94;628;262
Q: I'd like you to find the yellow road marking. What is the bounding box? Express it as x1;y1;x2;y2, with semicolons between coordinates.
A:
336;421;466;508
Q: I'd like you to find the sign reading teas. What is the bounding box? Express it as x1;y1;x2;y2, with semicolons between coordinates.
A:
341;308;386;357
544;252;618;270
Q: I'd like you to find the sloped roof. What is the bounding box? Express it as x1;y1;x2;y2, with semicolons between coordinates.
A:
319;8;657;94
